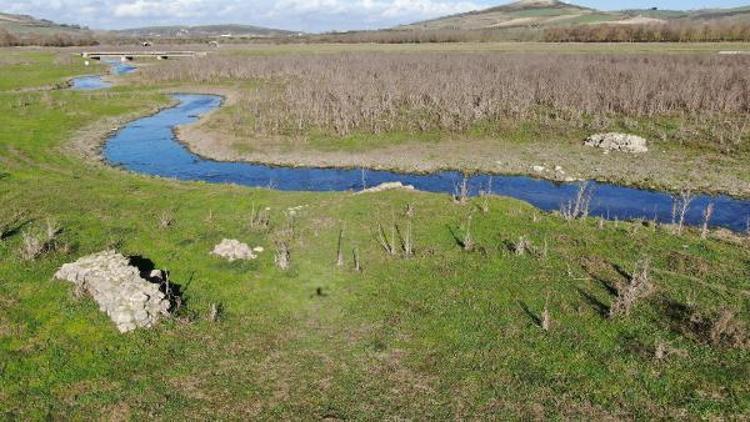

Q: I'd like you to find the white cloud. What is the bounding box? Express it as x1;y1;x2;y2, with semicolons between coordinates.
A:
382;0;477;18
0;0;483;32
113;0;212;18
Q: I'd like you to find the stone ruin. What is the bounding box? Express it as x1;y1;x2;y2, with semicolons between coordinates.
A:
584;133;648;153
55;250;173;333
211;239;261;262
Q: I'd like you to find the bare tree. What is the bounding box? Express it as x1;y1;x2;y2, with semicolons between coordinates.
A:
610;257;653;318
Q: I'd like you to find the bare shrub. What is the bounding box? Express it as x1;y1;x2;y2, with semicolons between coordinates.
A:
671;190;694;235
653;340;686;361
248;204;271;231
561;182;593;222
273;219;295;271
512;236;533;256
654;341;668;361
20;230;45;261
397;221;414;258
335;228;345;268
274;240;291;271
710;309;734;346
353;247;362;272
375;216;413;258
207;303;224;322
609;257;653;318
453;174;470;206
477;180;492;214
701;203;715;239
404;203;415;219
18;218;63;261
158;211;175;230
460;214;474;252
45;218;61;244
541;295;551;332
478;196;490;214
376;223;397;256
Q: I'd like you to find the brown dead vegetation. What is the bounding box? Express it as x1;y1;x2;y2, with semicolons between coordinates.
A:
141;53;750;142
0;28;98;47
545;22;750;43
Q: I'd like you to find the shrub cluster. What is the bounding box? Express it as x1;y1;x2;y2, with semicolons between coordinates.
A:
308;28;541;43
0;29;99;47
544;22;750;43
141;53;750;137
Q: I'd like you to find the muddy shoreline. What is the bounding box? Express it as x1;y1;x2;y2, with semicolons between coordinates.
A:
175;121;750;200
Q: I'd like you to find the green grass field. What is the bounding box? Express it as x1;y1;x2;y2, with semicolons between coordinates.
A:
1;50;749;419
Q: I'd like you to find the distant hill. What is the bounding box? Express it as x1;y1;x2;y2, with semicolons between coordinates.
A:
0;12;91;35
399;0;750;31
114;24;298;39
399;0;618;30
679;5;750;23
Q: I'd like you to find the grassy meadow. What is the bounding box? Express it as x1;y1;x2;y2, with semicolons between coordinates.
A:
1;48;749;419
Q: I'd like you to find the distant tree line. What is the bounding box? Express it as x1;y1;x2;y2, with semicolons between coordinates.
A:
544;22;750;42
0;29;99;47
304;28;542;44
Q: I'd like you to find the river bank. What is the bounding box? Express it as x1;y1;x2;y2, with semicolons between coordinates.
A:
176;120;750;199
69;90;748;232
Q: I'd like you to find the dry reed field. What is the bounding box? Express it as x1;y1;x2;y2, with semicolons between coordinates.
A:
141;53;750;144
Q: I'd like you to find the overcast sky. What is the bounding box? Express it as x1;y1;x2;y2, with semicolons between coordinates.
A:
2;0;748;32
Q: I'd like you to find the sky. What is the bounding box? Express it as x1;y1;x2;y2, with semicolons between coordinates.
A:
1;0;749;32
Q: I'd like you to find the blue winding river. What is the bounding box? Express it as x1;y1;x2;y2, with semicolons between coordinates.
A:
70;61;136;90
73;75;750;232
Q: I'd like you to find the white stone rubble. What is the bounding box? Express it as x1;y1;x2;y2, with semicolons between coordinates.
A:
212;239;258;262
355;181;415;195
54;251;171;333
584;133;648;153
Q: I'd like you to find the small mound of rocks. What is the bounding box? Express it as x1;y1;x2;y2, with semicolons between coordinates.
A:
356;182;415;195
211;239;259;262
584;133;648;153
54;251;172;333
